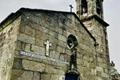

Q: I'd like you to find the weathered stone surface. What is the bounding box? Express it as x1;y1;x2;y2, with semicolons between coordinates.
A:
15;71;33;80
11;70;24;80
30;45;41;53
13;58;23;69
0;17;21;80
24;26;35;37
22;60;45;72
18;33;35;44
76;0;110;79
0;1;110;79
41;74;51;80
33;72;40;80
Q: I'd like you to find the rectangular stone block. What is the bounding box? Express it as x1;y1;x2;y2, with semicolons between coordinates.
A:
58;34;66;42
24;26;35;37
16;71;33;80
22;60;45;72
31;45;41;53
33;72;40;80
18;33;35;44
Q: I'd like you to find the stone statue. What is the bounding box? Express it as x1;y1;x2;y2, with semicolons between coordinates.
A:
69;48;77;70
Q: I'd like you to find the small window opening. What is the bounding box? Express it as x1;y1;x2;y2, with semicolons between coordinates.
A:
81;0;88;15
96;0;102;15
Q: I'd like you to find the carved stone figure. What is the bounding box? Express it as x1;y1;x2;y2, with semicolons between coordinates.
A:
69;48;77;70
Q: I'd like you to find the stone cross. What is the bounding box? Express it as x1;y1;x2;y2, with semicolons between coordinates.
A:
69;5;73;12
44;40;52;56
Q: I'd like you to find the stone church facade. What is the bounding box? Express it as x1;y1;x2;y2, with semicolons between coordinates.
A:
0;0;111;80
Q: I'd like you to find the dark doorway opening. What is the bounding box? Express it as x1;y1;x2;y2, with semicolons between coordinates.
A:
65;72;80;80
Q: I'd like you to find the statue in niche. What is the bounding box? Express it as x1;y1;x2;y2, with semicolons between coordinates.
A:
67;35;78;70
69;48;77;70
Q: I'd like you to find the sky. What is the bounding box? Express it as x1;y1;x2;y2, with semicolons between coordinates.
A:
0;0;120;73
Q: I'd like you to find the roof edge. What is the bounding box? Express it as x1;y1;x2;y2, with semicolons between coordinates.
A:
72;13;96;42
0;7;74;29
0;7;96;42
81;15;109;27
0;11;22;30
19;7;73;14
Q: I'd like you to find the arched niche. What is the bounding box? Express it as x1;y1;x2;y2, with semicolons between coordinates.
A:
67;34;78;49
81;0;88;15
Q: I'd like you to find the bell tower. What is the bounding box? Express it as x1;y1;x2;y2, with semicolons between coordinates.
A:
76;0;110;80
76;0;103;19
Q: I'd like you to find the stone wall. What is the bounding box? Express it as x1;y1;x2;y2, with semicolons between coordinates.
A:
75;0;110;79
0;17;21;80
11;10;97;80
82;18;110;80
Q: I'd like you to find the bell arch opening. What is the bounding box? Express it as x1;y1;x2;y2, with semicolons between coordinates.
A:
81;0;88;15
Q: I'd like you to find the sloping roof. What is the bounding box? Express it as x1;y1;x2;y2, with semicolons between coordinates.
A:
0;7;96;42
81;15;109;27
0;8;74;28
0;12;22;30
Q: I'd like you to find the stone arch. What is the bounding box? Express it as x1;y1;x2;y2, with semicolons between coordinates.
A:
67;34;78;49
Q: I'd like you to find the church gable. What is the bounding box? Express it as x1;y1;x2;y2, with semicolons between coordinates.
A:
14;8;96;80
0;0;111;79
0;8;97;80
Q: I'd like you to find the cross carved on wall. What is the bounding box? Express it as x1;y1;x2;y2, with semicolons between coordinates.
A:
44;40;52;56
